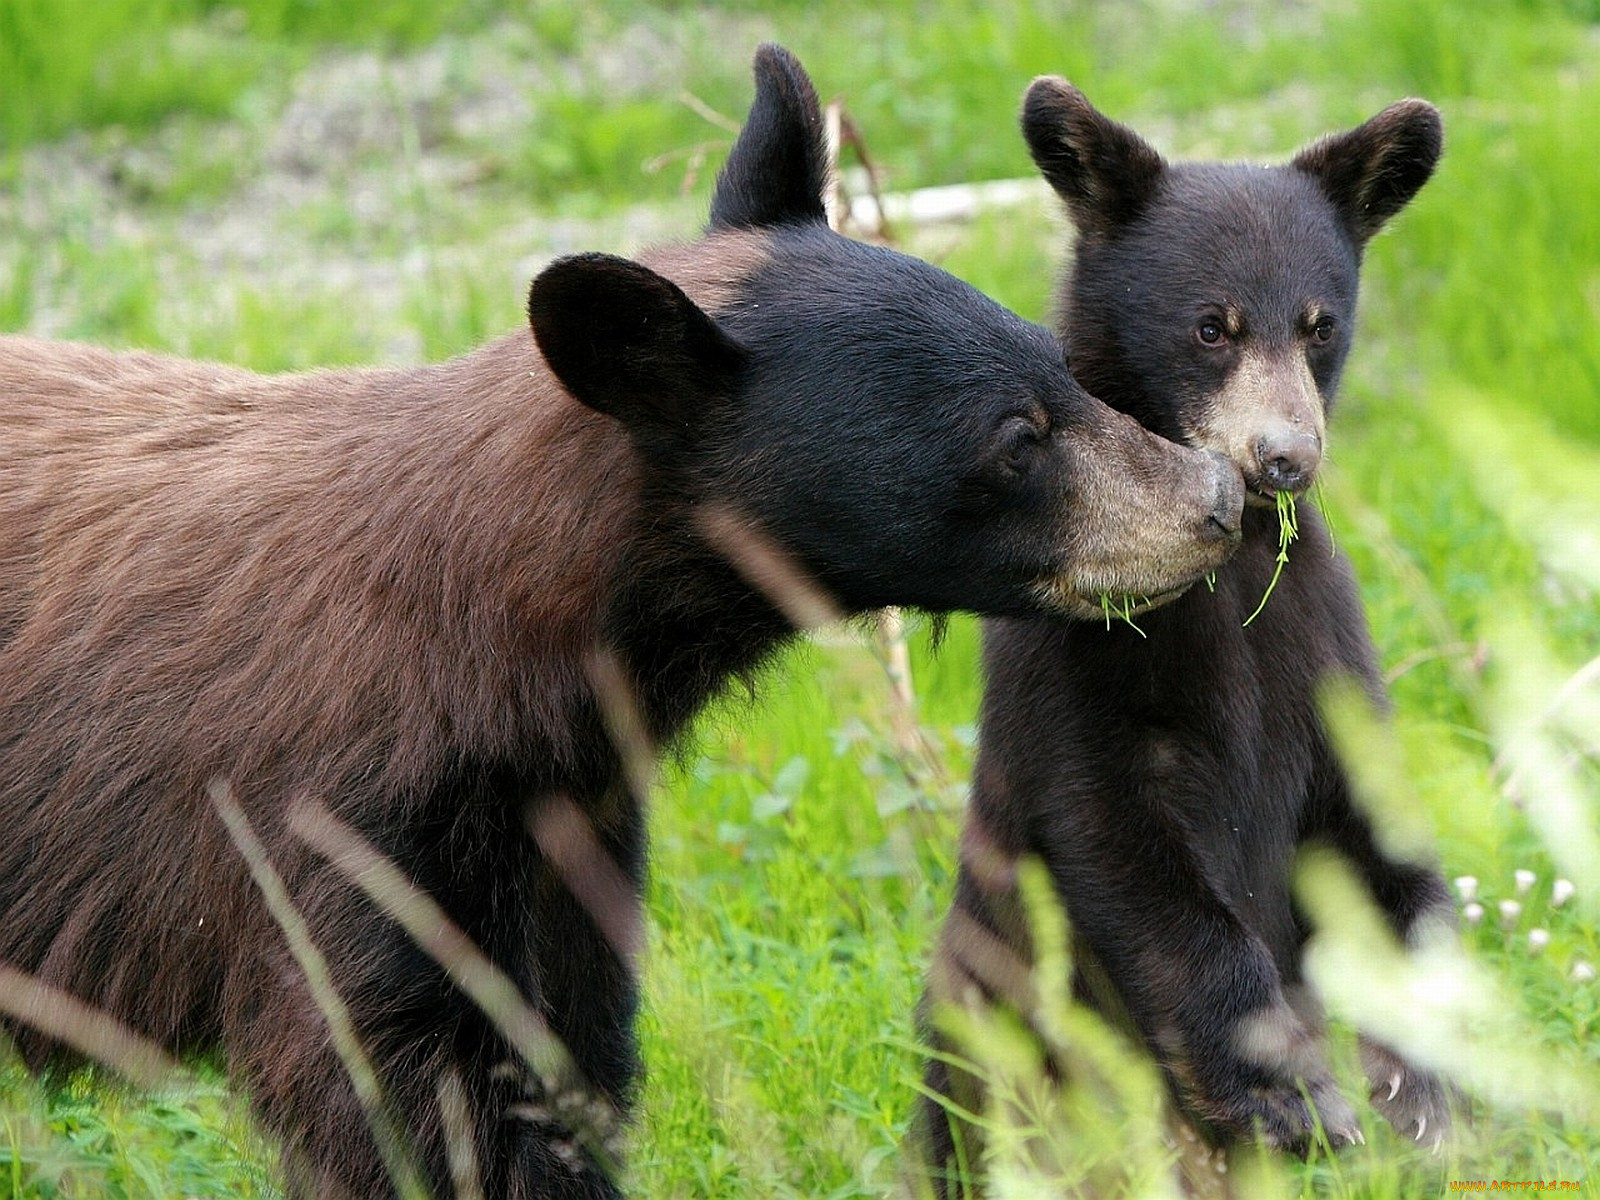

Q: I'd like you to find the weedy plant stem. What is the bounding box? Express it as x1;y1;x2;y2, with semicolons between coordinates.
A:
0;967;180;1091
437;1067;487;1200
1314;477;1336;555
1243;490;1299;627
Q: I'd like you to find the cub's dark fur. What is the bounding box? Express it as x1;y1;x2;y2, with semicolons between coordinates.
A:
0;48;1242;1200
920;84;1451;1191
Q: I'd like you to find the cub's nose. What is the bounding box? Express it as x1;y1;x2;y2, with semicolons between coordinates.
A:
1256;432;1322;494
1204;450;1245;543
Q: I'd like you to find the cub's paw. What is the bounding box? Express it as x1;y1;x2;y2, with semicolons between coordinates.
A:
1221;1006;1361;1152
1236;1072;1361;1154
1359;1035;1451;1151
1181;1061;1361;1153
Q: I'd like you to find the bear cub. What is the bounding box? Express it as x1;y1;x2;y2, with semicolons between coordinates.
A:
921;82;1453;1190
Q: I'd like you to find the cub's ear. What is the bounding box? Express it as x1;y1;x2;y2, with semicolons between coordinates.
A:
708;43;830;231
1021;76;1165;240
1292;99;1443;247
529;254;747;437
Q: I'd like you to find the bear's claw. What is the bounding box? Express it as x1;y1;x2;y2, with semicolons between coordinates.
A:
1360;1035;1451;1151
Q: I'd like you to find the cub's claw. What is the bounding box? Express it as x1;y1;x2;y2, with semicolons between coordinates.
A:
1359;1035;1452;1150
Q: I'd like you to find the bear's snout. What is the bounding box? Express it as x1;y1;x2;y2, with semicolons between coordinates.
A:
1204;450;1245;543
1254;429;1322;495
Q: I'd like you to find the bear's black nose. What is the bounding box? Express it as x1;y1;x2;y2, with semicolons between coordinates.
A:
1256;433;1321;493
1204;450;1244;541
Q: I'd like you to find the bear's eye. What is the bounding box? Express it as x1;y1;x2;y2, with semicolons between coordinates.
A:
996;413;1046;472
1196;320;1227;347
1311;315;1337;344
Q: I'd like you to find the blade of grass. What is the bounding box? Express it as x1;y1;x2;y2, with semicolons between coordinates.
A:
1243;490;1299;627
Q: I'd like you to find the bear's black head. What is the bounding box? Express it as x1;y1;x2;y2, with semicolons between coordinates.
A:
1022;78;1441;505
529;46;1246;622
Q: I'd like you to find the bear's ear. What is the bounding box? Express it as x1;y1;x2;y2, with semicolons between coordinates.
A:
1021;77;1165;240
707;43;830;231
1291;99;1442;247
529;253;748;436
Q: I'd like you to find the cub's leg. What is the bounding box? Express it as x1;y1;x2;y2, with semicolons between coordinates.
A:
1308;780;1454;1149
926;794;1360;1161
1032;816;1359;1151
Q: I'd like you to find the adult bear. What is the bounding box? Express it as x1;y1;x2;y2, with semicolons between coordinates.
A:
920;83;1452;1192
0;47;1242;1200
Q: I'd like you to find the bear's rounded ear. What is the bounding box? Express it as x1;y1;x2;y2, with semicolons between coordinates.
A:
529;254;748;436
1291;99;1443;247
707;44;830;231
1021;77;1165;240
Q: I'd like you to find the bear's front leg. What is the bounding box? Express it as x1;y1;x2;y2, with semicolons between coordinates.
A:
482;790;646;1198
229;795;640;1200
1035;802;1362;1152
1308;779;1455;1149
235;916;631;1200
1108;912;1360;1152
492;857;640;1198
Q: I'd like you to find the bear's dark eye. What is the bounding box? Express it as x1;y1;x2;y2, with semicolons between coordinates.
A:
1196;320;1226;347
996;413;1046;474
1311;315;1337;344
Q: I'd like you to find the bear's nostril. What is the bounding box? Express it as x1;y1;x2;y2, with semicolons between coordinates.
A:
1256;436;1320;493
1206;512;1242;544
1204;455;1244;541
1267;454;1299;486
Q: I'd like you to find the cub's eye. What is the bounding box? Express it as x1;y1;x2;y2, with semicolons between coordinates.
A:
1196;320;1227;346
1311;315;1337;344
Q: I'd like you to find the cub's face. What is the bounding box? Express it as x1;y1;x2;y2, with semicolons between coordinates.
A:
1068;166;1360;505
1021;78;1442;505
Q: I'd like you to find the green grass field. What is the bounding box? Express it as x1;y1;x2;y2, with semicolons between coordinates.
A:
2;0;1598;1196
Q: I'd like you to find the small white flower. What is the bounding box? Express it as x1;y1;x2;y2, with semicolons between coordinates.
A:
1527;928;1550;954
1571;960;1596;983
1463;902;1484;926
1454;875;1479;903
1551;878;1576;908
1514;868;1537;896
1499;899;1522;929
